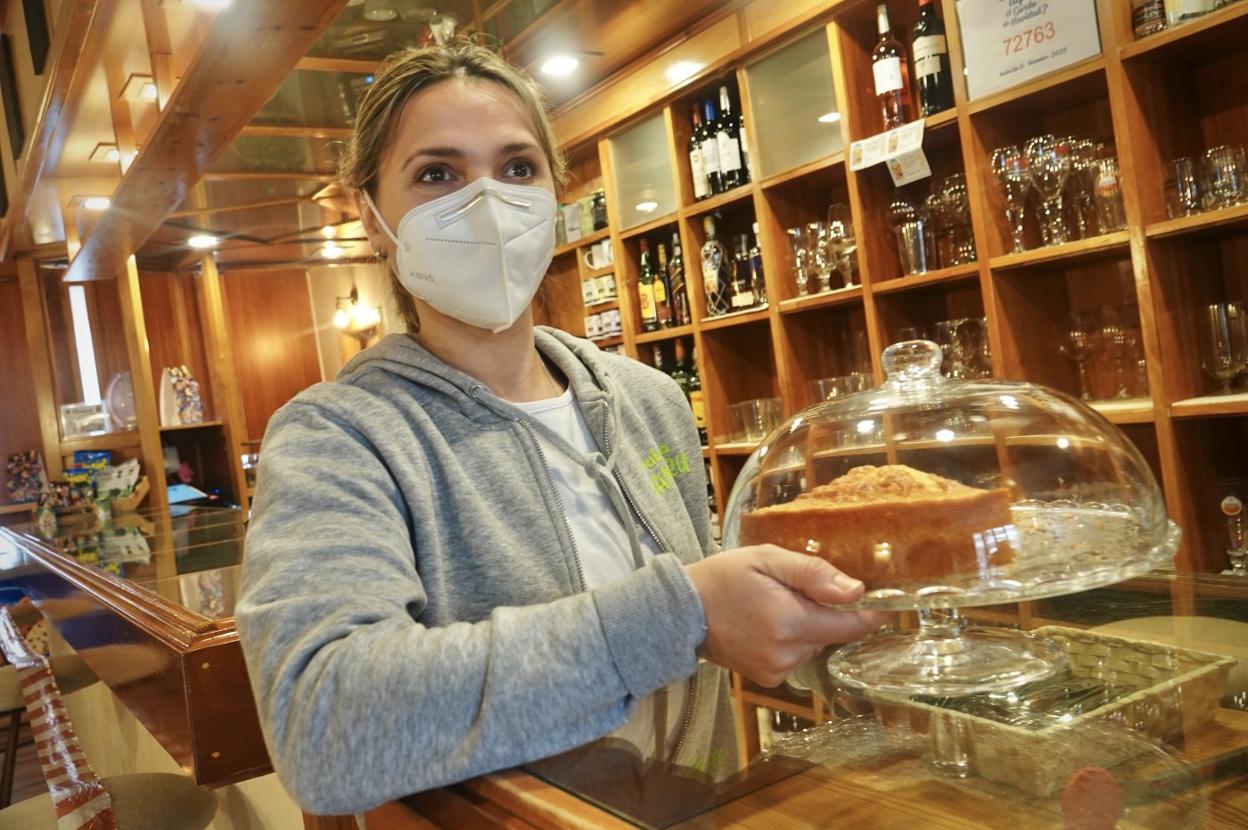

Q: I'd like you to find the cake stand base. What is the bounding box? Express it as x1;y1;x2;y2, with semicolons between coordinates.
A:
828;607;1067;697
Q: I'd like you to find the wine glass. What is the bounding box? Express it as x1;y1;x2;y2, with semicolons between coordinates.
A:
1060;311;1098;401
941;173;975;265
826;203;858;288
1100;305;1133;399
786;227;810;296
991;145;1029;253
807;221;834;293
1067;138;1099;239
1201;301;1248;395
1025;135;1072;247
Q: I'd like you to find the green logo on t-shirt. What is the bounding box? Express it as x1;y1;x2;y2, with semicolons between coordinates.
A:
643;443;691;495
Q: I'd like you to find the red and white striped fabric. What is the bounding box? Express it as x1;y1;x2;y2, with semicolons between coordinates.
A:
0;607;116;829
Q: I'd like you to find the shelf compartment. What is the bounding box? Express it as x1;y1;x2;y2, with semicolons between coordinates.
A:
60;431;143;454
777;302;871;411
700;307;770;332
777;286;863;314
618;212;679;241
159;420;224;433
0;503;34;516
759;152;844;191
713;441;758;456
1089;398;1155;425
1171;393;1248;420
1145;203;1248;242
871;263;979;295
634;324;694;345
989;232;1130;273
1119;2;1248;63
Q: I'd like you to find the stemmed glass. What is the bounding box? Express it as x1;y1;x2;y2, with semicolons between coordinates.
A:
1067;138;1100;240
826;204;858;288
1060;310;1098;401
991;145;1029;253
807;221;835;293
1025;134;1072;247
786;227;811;296
941;174;975;265
1201;301;1248;395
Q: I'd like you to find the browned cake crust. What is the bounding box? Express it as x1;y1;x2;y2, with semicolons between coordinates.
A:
739;465;1015;588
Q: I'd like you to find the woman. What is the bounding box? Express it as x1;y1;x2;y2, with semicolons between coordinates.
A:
236;39;883;816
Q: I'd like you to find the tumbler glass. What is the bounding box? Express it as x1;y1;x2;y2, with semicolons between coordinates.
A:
1164;156;1203;219
1204;145;1246;211
1093;157;1127;232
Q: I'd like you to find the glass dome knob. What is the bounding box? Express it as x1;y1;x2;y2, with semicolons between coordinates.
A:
882;340;945;386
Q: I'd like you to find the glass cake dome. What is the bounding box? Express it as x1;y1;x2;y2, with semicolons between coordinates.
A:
722;341;1180;696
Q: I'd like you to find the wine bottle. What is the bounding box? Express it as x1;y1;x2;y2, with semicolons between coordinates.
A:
701;216;731;317
669;232;691;326
872;3;912;130
638;239;659;333
685;340;708;445
749;222;766;306
912;0;953;117
670;339;691;398
656;242;673;327
652;345;667;375
701;99;723;195
715;86;744;191
729;234;755;310
689;106;710;201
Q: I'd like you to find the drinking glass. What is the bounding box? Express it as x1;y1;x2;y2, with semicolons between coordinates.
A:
826;203;859;288
1165;156;1203;219
1201;301;1248;395
1093;157;1127;232
941;173;976;265
922;192;945;267
991;145;1029;253
731;397;783;442
933;319;968;379
1025;134;1072;246
807;221;835;293
1101;305;1134;399
1066;138;1099;239
1060;311;1098;401
889;200;931;275
1203;145;1246;210
786;227;811;296
975;316;993;379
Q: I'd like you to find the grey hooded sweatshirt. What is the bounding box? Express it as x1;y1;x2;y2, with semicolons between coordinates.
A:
236;327;717;815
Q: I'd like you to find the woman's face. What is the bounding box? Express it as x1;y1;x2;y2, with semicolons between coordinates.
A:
357;77;555;262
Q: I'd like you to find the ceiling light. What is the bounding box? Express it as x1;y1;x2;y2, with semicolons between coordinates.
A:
540;54;580;77
321;242;345;259
665;60;703;85
164;0;232;8
321;225;337;239
818;111;842;124
90;142;120;163
188;234;219;249
635;200;658;213
81;197;111;211
121;73;158;102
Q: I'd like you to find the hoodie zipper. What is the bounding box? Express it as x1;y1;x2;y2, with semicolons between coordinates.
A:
667;674;698;765
599;419;670;554
517;419;588;592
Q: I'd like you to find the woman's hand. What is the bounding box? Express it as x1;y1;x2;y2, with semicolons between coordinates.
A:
684;545;891;687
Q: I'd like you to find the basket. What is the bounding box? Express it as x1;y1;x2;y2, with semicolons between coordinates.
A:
870;625;1236;795
111;476;149;513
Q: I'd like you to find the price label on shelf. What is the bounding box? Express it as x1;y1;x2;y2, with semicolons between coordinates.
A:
956;0;1102;101
849;119;931;186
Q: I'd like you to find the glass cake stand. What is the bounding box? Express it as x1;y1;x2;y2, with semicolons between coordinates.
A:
722;341;1180;697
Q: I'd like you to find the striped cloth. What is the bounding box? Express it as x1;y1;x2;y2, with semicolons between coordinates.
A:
0;607;116;829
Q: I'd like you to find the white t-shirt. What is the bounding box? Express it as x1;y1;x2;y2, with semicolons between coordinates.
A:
514;388;660;589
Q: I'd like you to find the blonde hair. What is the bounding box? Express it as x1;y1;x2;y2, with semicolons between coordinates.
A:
338;39;568;333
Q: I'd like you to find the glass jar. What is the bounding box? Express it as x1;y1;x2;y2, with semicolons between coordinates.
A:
591;188;608;231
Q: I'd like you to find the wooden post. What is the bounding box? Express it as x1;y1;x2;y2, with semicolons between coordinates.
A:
117;255;169;513
17;256;65;480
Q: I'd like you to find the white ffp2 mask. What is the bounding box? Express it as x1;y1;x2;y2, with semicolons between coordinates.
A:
364;177;557;333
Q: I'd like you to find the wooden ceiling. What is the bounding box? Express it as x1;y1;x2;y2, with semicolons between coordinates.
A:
1;0;744;274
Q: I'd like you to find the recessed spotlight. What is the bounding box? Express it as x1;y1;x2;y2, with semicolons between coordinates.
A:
321;242;345;259
540;54;580;77
321;225;337;239
818;111;842;124
635;200;659;213
81;197;111;211
665;60;703;85
188;234;219;249
121;73;158;102
361;0;397;21
90;142;120;163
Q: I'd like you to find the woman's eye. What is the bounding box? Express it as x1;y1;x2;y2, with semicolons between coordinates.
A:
504;159;535;179
416;165;452;184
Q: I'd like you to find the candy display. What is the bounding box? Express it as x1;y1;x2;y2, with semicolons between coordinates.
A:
5;451;48;504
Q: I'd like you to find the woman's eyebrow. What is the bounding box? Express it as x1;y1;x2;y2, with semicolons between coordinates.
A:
400;146;461;172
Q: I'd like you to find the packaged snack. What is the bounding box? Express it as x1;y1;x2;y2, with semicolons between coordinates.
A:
73;450;112;472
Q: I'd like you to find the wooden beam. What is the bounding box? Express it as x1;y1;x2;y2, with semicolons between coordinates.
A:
167;195;310;220
17;256;64;480
59;0;351;283
295;56;381;75
0;0;103;261
200;171;333;183
237;124;353;140
117;255;169;513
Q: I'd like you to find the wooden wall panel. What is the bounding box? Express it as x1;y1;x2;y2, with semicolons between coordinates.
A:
0;279;43;504
222;268;322;442
139;271;216;421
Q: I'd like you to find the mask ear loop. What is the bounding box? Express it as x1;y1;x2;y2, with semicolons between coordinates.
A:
361;189;401;250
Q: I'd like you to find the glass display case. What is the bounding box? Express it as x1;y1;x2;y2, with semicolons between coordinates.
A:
609;113;678;231
744;28;845;179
